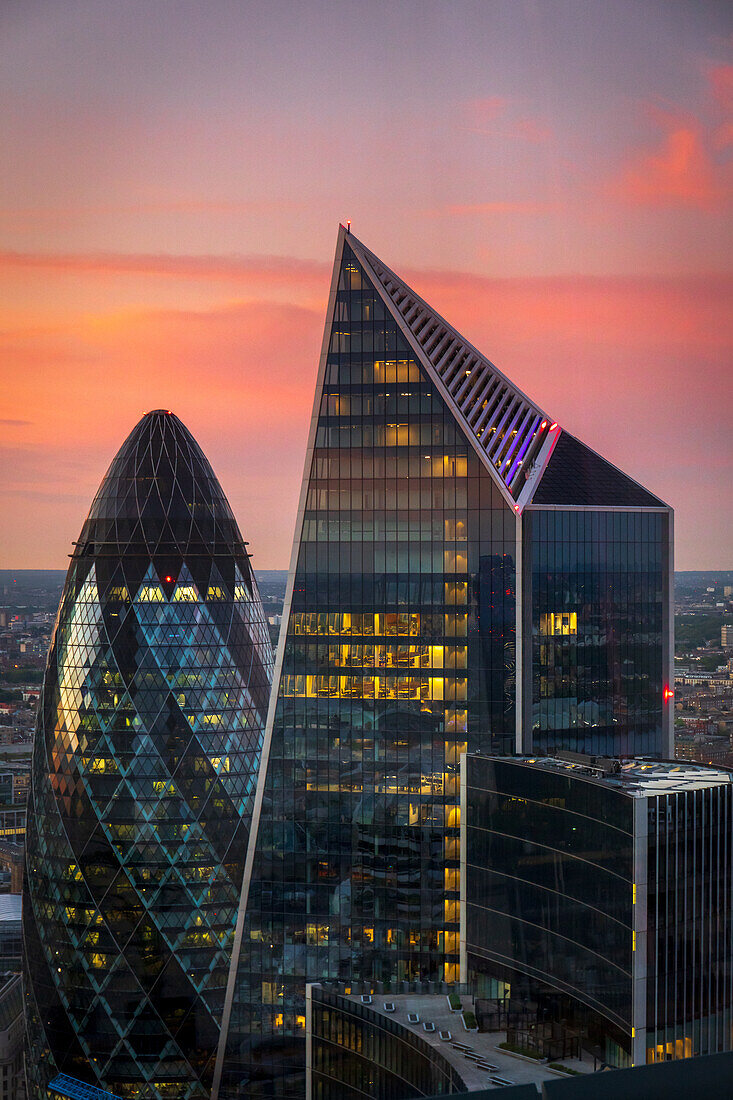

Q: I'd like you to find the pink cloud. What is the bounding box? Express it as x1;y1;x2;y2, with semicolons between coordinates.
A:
461;98;551;143
463;96;507;129
707;63;733;148
610;103;732;210
515;117;552;143
708;63;733;112
440;200;558;216
0;197;307;228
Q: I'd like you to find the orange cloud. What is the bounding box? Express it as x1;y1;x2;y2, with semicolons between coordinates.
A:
1;264;730;570
0;249;329;288
0;296;324;569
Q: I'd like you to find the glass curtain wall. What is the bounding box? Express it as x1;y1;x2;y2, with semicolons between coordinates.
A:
464;757;634;1034
219;243;516;1095
646;784;733;1061
527;508;667;757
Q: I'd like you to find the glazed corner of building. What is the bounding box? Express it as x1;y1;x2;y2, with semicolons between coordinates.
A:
462;752;733;1068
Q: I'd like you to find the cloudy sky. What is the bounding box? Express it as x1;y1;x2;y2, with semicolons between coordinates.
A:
1;0;731;569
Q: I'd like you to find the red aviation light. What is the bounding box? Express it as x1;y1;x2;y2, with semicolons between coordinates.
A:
663;686;674;702
165;575;174;584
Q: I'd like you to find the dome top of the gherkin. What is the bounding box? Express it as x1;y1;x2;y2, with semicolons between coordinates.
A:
77;409;243;558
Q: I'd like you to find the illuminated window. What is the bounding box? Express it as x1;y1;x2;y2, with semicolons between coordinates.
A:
173;586;198;602
441;931;459;954
540;611;578;636
137;585;164;603
444;899;460;923
444;581;468;605
373;359;422;383
445;613;468;638
444;867;460;892
444;549;468;573
444;835;460;861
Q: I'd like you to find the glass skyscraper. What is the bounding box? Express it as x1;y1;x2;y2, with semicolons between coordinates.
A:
463;753;733;1068
23;411;273;1098
214;228;672;1097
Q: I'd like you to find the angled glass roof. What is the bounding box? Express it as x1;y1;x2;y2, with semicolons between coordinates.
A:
343;228;668;512
48;1075;123;1100
532;431;665;507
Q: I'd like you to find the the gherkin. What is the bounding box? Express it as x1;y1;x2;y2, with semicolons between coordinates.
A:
23;411;273;1099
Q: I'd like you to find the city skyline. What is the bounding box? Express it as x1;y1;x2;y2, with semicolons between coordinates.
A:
1;1;732;573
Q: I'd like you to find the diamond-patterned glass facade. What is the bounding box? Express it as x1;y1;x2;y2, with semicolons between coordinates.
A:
23;411;273;1099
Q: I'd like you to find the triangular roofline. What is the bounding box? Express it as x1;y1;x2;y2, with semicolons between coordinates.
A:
344;225;559;511
346;225;670;513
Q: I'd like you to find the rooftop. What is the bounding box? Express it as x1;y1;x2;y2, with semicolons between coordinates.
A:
0;894;21;922
316;987;591;1091
470;753;733;797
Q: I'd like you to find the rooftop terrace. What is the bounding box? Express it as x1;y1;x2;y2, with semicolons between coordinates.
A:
330;989;592;1092
470;753;733;796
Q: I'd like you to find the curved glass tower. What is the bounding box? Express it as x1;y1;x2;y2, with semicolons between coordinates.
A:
23;411;273;1099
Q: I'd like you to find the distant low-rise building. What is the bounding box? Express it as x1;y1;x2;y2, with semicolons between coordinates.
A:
675;734;732;765
0;896;21;971
0;975;23;1099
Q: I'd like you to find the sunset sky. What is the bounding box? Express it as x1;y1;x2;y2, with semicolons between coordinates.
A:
1;0;731;570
